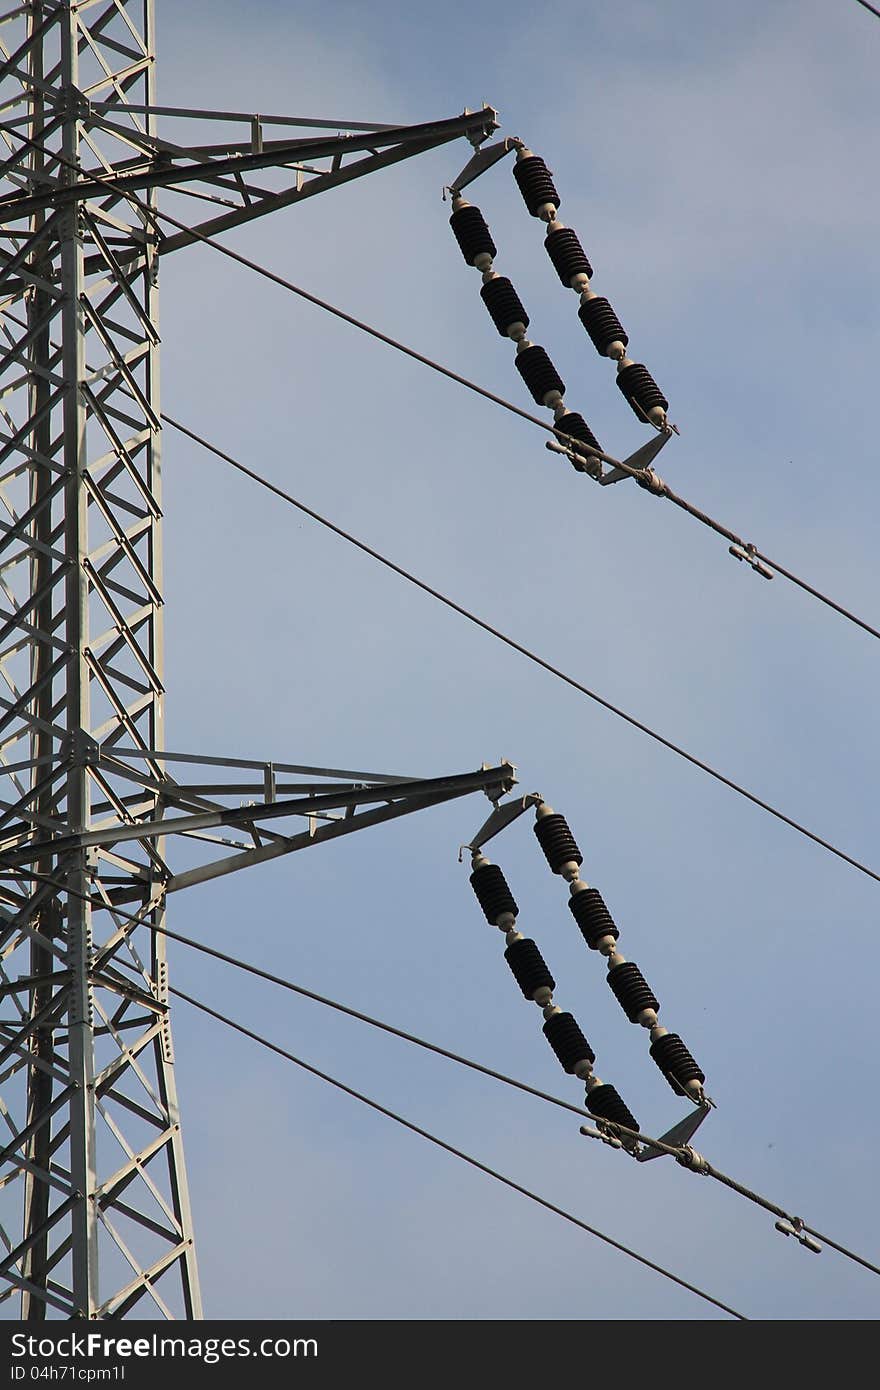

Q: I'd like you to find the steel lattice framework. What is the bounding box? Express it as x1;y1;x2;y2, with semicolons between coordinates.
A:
0;0;504;1319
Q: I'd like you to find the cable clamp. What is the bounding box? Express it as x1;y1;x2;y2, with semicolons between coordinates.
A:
729;542;774;580
774;1216;822;1254
675;1145;710;1175
545;438;603;479
579;1123;624;1151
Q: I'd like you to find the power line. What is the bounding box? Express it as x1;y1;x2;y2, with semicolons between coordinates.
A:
3;123;879;646
8;126;880;842
162;411;880;888
2;118;876;1313
150;196;880;646
146;911;880;1283
170;981;747;1320
9;862;880;1283
853;0;880;21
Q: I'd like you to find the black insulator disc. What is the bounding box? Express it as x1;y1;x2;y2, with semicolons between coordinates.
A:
585;1083;640;1135
553;411;602;459
607;962;660;1023
534;813;582;873
616;362;669;421
513;155;561;217
504;938;555;1001
650;1033;705;1096
578;296;629;355
568;887;618;949
544;226;593;285
469;862;518;925
449;204;497;266
480;276;529;336
543;1012;595;1073
515;345;565;406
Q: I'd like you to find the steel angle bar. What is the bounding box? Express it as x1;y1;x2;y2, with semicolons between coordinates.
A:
86;102;403;131
166;784;507;895
107;746;415;781
158;137;471;253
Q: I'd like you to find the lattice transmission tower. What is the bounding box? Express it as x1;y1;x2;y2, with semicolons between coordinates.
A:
0;1;507;1319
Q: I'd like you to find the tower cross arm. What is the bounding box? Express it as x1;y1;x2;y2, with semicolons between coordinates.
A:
0;105;500;232
1;761;518;867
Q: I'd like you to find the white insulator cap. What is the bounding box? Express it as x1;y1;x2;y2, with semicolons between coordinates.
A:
506;322;527;341
451;192;469;211
535;803;555;819
516;146;535;160
580;288;597;304
617;356;634;374
473;251;493;273
532;985;553;1007
542;1003;561;1021
537;202;558;222
481;268;499;283
607;951;627;970
637;1008;658;1029
596;936;617;956
650;1024;669;1044
684;1078;704;1100
515;337;532;354
569;878;591;895
573;1057;593;1080
647;404;668;427
470;851;489;870
606;340;627;361
542;388;564;410
569;272;591;293
504;928;523;946
495;911;516;931
584;1073;603;1092
559;862;580;882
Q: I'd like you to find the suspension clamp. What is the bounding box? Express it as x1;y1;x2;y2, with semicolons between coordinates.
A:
774;1217;821;1254
729;543;773;580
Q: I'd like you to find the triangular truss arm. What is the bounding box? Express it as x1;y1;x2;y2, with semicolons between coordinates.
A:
0;753;517;891
0;751;514;1320
0;102;500;254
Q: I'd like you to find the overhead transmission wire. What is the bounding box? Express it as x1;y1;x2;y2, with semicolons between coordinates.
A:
3;120;880;648
6;861;880;1286
4;128;880;1275
0;881;743;1321
0;107;871;1326
163;413;880;889
5;127;880;884
155;200;880;644
853;0;880;21
171;984;746;1321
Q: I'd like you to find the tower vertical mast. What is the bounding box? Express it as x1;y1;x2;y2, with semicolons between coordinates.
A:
1;0;200;1318
0;2;503;1319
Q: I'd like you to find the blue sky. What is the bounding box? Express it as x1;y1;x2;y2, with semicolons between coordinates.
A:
110;0;880;1319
